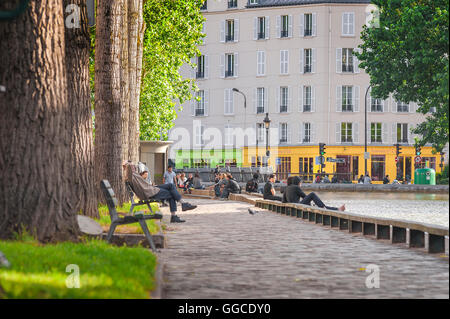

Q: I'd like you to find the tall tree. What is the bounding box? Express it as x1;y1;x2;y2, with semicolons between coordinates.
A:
357;0;449;151
120;0;130;164
139;0;205;141
0;0;80;241
64;0;99;219
94;0;127;203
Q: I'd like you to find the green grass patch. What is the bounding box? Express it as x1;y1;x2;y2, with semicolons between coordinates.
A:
0;239;157;299
96;202;161;235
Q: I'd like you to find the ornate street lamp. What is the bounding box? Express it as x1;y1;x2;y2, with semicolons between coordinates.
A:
263;113;271;166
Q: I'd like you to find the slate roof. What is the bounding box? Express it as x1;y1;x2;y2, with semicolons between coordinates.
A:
246;0;371;8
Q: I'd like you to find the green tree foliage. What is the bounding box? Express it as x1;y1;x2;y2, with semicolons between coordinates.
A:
140;0;205;140
357;0;449;151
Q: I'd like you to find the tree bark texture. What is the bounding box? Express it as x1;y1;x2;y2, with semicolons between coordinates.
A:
120;0;130;163
64;0;99;219
0;0;80;241
94;0;127;204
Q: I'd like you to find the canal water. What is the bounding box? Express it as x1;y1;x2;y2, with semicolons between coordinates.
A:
278;191;449;227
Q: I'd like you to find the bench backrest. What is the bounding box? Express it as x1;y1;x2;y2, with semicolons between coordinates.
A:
125;181;136;203
100;180;119;221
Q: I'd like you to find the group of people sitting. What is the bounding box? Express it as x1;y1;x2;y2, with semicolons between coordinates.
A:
212;172;241;200
123;161;197;223
262;174;345;211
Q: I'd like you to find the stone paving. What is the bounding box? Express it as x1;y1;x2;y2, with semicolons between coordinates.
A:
158;198;449;299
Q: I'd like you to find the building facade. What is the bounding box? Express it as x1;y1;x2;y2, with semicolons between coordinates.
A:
169;0;446;182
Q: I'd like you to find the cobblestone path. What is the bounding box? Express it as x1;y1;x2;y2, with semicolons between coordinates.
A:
158;199;449;299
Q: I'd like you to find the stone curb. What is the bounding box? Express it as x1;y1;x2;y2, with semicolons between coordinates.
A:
150;256;165;299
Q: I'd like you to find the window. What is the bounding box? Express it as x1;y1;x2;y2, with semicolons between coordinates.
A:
304;48;312;73
303;86;312;112
280;87;288;113
341;122;353;143
225;125;233;146
304;13;312;36
280;123;288;143
196;55;205;79
371;155;385;182
276;157;291;180
299;157;314;182
371;123;382;143
256;87;265;114
200;0;207;10
280;50;289;74
224;88;234;115
342;12;354;36
228;0;237;8
371;97;383;112
249;0;257;4
397;123;408;143
195;90;205;116
342;86;353;112
257;51;265;76
281;15;289;37
195;125;205;146
226;20;235;42
396;101;409;112
303;122;311;143
342;48;354;72
257;17;265;39
225;53;234;77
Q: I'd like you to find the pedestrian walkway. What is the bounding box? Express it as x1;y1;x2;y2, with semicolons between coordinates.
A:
158;199;449;298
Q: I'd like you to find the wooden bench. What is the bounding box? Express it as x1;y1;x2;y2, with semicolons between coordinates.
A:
100;180;162;252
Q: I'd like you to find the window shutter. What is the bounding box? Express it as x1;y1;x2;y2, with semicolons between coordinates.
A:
287;124;292;144
353;122;359;143
367;123;372;144
234;19;239;42
336;86;342;112
276;87;280;113
287;86;292;113
353;86;360;112
409;102;414;113
299;48;304;74
311;86;316;112
382;123;388;144
230;89;234;114
220;20;225;42
262;51;266;75
299;123;304;143
336;48;342;73
276;16;281;38
204;90;209;116
191;99;195;116
285;50;289;74
253;88;257;113
367;87;372;113
407;124;412;144
234;53;239;77
392;123;397;144
349;13;354;35
311;48;317;73
393;99;398;113
342;13;346;35
265;16;270;39
205;55;209;79
288;15;293;37
220;54;225;78
299;14;304;37
311;122;316;143
298;86;303;112
190;57;196;78
264;87;268;113
353;48;361;73
312;13;317;36
224;89;228;114
253;17;258;40
380;97;385;112
336;123;341;144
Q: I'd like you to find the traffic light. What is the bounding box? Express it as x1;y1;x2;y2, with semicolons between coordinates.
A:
395;144;402;156
415;145;422;156
319;143;326;156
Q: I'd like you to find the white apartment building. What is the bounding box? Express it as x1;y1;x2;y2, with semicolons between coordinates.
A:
169;0;443;182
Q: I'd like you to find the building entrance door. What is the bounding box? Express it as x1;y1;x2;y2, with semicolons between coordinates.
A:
336;155;351;182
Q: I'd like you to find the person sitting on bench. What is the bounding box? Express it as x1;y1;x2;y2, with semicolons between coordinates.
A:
263;174;282;201
282;176;345;211
123;161;197;223
220;173;241;200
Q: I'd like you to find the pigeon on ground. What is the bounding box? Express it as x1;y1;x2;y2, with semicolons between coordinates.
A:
248;208;257;215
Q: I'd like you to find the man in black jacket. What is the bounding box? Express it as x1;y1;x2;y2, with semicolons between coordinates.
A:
220;174;241;200
263;174;282;201
282;176;345;211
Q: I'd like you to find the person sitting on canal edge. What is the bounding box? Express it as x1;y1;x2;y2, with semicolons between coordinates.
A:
383;175;390;184
220;174;241;200
282;176;345;211
245;173;259;193
263;174;282;201
213;173;227;198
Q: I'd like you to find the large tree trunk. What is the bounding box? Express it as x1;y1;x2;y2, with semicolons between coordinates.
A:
64;0;99;219
94;0;127;204
128;0;140;163
120;0;130;163
0;0;80;241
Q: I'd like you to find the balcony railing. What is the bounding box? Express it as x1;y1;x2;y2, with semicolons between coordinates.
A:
304;29;312;36
228;0;237;8
257;32;265;39
304;65;312;73
225;34;234;42
342;64;354;73
195;109;205;116
280;105;288;113
256;107;265;114
225;70;234;77
280;30;289;38
196;71;204;79
303;104;311;112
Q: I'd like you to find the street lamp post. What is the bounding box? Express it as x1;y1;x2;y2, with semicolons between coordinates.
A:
263;113;271;167
364;85;371;176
